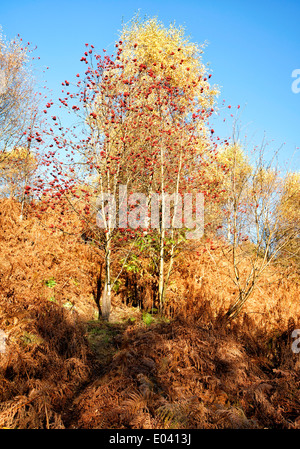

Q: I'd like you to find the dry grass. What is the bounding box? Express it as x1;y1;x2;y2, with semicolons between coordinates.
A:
0;199;100;428
0;198;299;429
74;315;300;429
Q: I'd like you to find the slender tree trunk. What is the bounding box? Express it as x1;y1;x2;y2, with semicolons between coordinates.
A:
102;233;112;321
158;142;165;310
94;263;103;319
163;148;183;304
158;225;165;309
20;167;30;221
163;247;173;304
225;283;255;320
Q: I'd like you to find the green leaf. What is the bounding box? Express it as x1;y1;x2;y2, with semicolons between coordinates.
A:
142;312;154;326
45;277;56;288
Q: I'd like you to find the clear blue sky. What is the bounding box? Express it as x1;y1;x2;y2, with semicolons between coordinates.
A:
1;0;299;170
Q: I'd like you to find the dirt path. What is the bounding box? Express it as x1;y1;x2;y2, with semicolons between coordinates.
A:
61;318;127;428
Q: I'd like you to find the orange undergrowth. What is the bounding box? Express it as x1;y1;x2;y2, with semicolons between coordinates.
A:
0;199;101;428
0;199;299;429
74;316;300;429
74;252;300;429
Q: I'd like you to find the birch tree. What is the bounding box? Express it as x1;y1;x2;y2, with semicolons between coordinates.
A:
43;16;219;319
221;144;300;320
